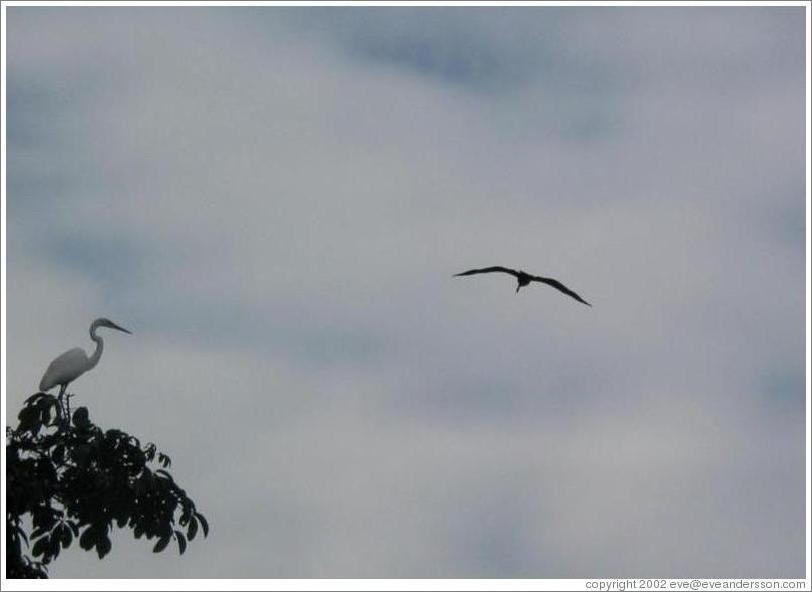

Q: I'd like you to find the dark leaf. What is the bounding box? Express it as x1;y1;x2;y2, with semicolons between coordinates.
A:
196;513;209;537
60;524;73;548
47;537;61;562
187;516;198;541
155;469;174;482
17;405;42;433
38;394;57;408
39;397;60;425
79;526;96;551
72;407;90;428
153;535;171;553
96;532;112;559
175;530;187;555
18;405;34;422
32;536;49;558
25;392;47;405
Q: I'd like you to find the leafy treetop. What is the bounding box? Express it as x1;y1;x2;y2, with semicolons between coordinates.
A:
6;392;208;578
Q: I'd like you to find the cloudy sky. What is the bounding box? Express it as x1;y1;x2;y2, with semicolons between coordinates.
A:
5;5;807;579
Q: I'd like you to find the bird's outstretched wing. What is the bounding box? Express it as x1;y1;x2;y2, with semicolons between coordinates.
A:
454;266;520;278
530;275;591;306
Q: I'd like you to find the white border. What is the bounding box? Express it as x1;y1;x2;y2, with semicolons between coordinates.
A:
1;1;809;591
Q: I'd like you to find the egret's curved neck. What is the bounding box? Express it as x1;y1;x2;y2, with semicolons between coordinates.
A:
88;324;104;370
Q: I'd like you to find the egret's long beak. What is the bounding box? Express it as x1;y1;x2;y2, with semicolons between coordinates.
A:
110;322;132;335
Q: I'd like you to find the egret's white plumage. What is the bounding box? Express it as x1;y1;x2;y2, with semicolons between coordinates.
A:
39;318;131;394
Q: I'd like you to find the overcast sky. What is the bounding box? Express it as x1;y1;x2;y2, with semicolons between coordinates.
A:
5;6;807;578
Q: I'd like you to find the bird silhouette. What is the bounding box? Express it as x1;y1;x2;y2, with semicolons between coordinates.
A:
454;266;591;306
39;318;132;399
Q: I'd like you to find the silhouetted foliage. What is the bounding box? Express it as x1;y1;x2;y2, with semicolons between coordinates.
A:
6;392;208;578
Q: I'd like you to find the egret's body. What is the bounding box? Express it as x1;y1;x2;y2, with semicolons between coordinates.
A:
39;318;131;395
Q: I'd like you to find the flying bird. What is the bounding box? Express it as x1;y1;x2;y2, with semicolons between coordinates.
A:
39;318;132;398
454;266;591;306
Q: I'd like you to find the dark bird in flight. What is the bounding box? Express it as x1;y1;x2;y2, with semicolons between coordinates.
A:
454;266;591;306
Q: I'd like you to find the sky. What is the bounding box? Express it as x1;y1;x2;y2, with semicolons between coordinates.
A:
4;5;808;579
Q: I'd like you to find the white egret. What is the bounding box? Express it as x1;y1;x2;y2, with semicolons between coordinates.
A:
39;318;132;398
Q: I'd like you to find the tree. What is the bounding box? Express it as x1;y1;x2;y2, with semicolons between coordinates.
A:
6;392;209;578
